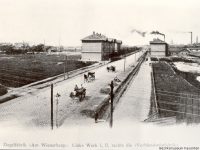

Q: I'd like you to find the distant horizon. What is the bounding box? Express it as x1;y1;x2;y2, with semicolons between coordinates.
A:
0;40;199;48
0;0;200;46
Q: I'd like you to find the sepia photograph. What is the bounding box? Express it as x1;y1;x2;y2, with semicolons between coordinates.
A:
0;0;199;149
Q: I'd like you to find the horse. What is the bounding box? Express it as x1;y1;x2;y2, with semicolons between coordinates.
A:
83;72;95;82
107;66;116;72
70;85;86;101
84;74;88;82
88;72;95;79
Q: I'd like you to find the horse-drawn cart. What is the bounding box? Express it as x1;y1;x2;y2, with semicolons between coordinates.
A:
84;71;95;82
107;65;116;72
70;85;86;101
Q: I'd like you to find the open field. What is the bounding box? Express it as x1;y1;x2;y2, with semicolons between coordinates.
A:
0;53;93;89
152;61;200;123
0;85;7;96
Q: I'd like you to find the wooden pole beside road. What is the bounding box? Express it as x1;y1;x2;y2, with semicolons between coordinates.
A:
64;56;66;80
124;48;127;72
66;55;68;78
110;81;114;128
51;84;54;130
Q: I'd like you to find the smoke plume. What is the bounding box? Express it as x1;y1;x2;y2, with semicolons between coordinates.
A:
150;30;165;36
131;29;147;37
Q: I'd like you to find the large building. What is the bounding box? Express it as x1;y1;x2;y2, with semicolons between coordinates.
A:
150;38;169;57
81;32;122;61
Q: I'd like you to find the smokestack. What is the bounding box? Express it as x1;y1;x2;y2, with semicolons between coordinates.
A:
190;32;193;44
196;36;198;44
150;30;165;41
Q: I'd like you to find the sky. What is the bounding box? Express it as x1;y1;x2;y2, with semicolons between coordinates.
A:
0;0;200;46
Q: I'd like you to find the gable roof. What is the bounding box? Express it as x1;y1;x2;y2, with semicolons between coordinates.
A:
82;32;108;41
81;32;122;44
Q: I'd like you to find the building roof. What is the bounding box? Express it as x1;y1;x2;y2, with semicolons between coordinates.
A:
116;40;122;44
82;32;108;41
107;38;115;42
81;32;122;44
150;38;167;44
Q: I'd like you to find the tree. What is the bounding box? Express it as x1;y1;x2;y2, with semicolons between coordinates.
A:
30;44;45;52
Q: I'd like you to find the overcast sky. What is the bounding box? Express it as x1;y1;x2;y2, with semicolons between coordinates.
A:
0;0;200;46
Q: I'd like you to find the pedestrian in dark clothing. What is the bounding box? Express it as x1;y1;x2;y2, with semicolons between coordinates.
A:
95;112;98;123
84;74;88;83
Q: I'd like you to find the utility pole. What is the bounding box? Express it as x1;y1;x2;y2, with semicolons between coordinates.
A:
64;55;66;80
51;84;53;130
124;48;127;72
135;52;137;63
66;55;68;78
109;81;114;128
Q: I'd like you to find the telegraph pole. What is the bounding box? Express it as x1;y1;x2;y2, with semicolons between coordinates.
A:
64;55;68;80
124;48;127;72
51;84;54;130
66;55;68;78
110;81;114;128
135;52;137;63
64;56;66;80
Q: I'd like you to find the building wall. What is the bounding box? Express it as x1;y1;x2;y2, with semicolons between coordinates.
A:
114;43;118;52
150;44;166;57
117;43;121;51
102;41;114;60
82;52;102;61
82;42;102;52
81;40;120;61
81;42;102;61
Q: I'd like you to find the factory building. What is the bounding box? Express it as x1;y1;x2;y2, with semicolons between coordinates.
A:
149;38;169;57
81;32;122;61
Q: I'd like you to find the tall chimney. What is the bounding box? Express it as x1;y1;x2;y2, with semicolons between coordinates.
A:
190;32;193;44
196;36;198;44
93;31;95;35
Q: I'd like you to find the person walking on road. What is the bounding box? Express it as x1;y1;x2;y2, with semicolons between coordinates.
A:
95;112;98;123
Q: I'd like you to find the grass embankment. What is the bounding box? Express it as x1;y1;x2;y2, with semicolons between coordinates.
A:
0;54;93;88
152;61;200;123
0;85;7;96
